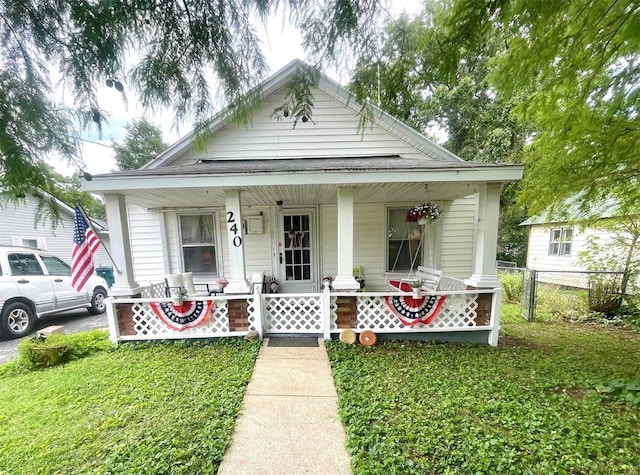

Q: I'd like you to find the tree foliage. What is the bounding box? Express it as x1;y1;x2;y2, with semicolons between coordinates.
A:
0;0;390;212
113;118;167;170
350;8;529;164
444;0;640;217
350;4;530;264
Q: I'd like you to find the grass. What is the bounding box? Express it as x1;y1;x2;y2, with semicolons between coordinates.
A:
0;338;259;474
326;322;640;474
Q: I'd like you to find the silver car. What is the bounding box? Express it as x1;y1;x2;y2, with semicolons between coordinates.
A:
0;246;109;339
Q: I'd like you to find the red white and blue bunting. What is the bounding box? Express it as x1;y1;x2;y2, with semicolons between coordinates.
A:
385;280;446;326
149;300;214;331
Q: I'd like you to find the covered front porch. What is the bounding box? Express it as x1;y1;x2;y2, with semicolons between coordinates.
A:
106;274;502;345
90;169;516;347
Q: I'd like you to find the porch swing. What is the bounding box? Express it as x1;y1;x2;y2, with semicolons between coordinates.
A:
385;216;442;293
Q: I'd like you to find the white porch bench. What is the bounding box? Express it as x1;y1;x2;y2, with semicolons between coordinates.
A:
399;266;443;292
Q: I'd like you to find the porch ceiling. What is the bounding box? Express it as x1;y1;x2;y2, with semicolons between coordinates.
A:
116;181;482;210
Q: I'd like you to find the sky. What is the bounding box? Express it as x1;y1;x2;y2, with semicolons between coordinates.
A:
49;1;423;177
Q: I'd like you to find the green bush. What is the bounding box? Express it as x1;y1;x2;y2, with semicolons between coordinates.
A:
535;285;588;322
17;330;113;369
499;271;523;303
588;277;623;316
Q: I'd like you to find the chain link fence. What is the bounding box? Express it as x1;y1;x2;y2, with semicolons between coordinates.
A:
497;267;636;322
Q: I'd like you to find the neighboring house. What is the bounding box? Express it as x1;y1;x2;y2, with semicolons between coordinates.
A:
0;193;112;270
521;200;624;288
86;60;523;346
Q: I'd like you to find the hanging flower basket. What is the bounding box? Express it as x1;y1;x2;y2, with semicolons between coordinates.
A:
406;203;442;224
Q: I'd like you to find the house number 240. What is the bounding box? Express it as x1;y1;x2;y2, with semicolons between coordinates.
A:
226;211;243;248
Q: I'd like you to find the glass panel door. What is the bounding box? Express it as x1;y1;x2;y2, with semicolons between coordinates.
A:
279;211;315;292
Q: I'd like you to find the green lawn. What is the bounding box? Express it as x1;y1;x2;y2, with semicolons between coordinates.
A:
0;339;259;474
327;322;640;474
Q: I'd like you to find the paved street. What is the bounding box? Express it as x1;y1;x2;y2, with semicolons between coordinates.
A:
0;309;108;364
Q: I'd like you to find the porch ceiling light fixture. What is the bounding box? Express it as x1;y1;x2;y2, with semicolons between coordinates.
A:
276;200;283;210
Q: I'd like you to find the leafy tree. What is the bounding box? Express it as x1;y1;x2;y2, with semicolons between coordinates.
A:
1;0;390;213
350;5;530;264
350;9;529;164
444;0;640;217
113;119;167;170
48;171;106;222
578;215;640;303
1;163;105;227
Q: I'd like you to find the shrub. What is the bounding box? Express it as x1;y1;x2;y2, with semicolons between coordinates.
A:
535;285;588;322
588;277;623;316
17;330;112;370
499;271;523;303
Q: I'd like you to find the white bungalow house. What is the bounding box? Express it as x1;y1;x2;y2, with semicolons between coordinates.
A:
0;193;112;276
85;60;523;346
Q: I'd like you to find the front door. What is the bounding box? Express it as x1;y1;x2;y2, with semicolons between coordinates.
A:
278;211;316;293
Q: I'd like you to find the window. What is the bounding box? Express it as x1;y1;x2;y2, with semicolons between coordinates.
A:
11;236;46;249
387;208;423;271
24;239;38;249
549;227;573;256
178;213;218;275
8;253;44;276
40;256;71;276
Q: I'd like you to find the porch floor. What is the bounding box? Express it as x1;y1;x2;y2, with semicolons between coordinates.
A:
216;338;351;474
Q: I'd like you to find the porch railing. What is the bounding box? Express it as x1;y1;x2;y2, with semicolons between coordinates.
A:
105;279;502;346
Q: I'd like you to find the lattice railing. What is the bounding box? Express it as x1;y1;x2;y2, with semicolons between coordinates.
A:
438;276;467;292
330;291;481;333
263;294;323;333
109;287;497;343
141;282;167;299
128;299;230;338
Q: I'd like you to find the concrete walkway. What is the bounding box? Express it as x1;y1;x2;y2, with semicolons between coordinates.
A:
217;338;351;475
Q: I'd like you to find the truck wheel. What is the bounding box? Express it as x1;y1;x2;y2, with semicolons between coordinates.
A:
1;302;35;339
88;288;107;315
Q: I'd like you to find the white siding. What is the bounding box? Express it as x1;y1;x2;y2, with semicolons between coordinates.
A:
172;89;427;164
320;205;338;280
127;203;165;283
440;196;476;278
240;206;273;277
0;197;112;270
526;224;613;271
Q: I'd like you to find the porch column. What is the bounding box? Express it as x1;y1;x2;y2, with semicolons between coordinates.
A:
103;193;143;297
224;190;250;294
465;183;502;288
332;187;360;291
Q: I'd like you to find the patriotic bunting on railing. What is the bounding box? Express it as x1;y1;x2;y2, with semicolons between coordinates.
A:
149;300;214;331
385;280;446;326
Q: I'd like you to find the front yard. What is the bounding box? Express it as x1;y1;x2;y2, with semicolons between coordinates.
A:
1;317;638;474
0;338;259;474
327;319;640;474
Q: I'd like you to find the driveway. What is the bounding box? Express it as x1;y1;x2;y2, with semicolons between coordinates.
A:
0;309;108;364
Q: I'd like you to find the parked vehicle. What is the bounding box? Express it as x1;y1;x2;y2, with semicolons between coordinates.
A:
0;246;108;339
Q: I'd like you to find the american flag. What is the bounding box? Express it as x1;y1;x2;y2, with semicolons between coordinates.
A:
71;205;100;291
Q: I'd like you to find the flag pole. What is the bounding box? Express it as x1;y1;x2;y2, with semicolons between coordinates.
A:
78;204;122;275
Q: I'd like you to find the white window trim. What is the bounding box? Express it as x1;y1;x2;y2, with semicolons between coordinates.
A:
548;226;573;256
176;211;223;278
386;206;425;273
11;236;47;250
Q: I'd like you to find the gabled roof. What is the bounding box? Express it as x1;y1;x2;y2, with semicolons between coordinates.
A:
141;59;467;170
